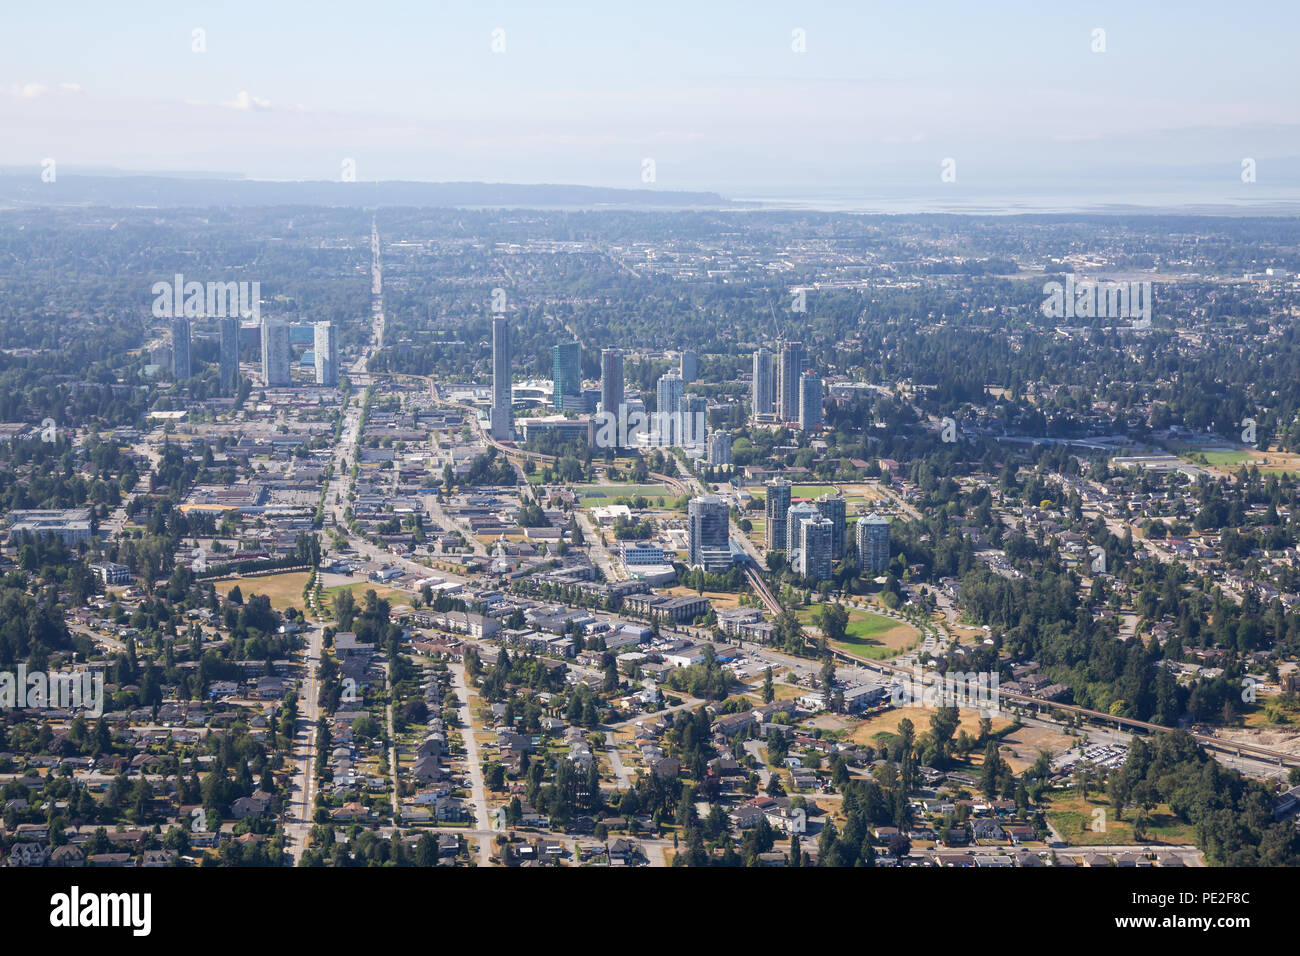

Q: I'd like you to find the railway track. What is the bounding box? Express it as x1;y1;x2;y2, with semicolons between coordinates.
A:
836;649;1300;769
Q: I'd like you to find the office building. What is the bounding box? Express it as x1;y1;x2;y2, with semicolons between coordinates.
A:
765;479;792;552
260;318;291;386
680;349;697;384
170;317;192;380
687;495;731;571
490;316;513;440
553;341;582;410
621;542;668;565
219;316;239;394
857;513;892;573
777;340;804;421
815;494;847;561
794;515;834;582
313;321;338;386
798;371;823;430
752;347;774;417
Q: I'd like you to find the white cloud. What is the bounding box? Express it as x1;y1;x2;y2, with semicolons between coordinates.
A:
221;90;272;111
5;81;83;99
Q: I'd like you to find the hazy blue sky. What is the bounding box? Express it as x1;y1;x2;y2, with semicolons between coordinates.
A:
3;0;1298;197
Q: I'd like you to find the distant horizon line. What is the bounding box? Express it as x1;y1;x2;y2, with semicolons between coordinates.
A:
5;165;1300;216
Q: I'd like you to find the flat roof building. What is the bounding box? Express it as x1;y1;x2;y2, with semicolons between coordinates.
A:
7;508;95;546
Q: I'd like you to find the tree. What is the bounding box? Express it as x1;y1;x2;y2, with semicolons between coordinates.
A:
980;740;1002;798
1133;808;1149;841
333;588;356;631
762;667;775;704
817;602;849;645
924;706;959;768
1107;773;1126;821
414;833;437;866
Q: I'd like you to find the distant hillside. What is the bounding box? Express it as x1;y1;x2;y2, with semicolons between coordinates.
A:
0;171;733;209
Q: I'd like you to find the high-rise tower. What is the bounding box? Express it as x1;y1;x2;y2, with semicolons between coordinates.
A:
314;321;338;386
553;341;582;411
219;316;239;394
765;479;791;552
490;316;513;440
777;341;804;421
600;348;624;418
798;370;823;430
170;317;192;381
752;347;774;417
260;318;291;386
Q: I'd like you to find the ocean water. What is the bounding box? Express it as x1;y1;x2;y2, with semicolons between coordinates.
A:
730;185;1300;216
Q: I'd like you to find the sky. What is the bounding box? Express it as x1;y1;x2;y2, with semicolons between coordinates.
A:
2;0;1299;201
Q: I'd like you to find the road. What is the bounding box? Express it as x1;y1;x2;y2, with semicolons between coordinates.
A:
69;622;127;653
426;491;489;556
287;220;386;863
449;662;495;866
385;659;400;817
604;740;633;789
285;620;323;863
575;508;622;581
99;432;163;539
602;696;705;730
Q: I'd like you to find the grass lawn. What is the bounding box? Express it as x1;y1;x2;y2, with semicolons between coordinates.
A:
577;484;674;506
798;605;920;660
321;580;408;610
743;682;802;702
790;484;836;499
1181;450;1249;468
211;571;311;611
1176;447;1300;477
1044;792;1196;846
